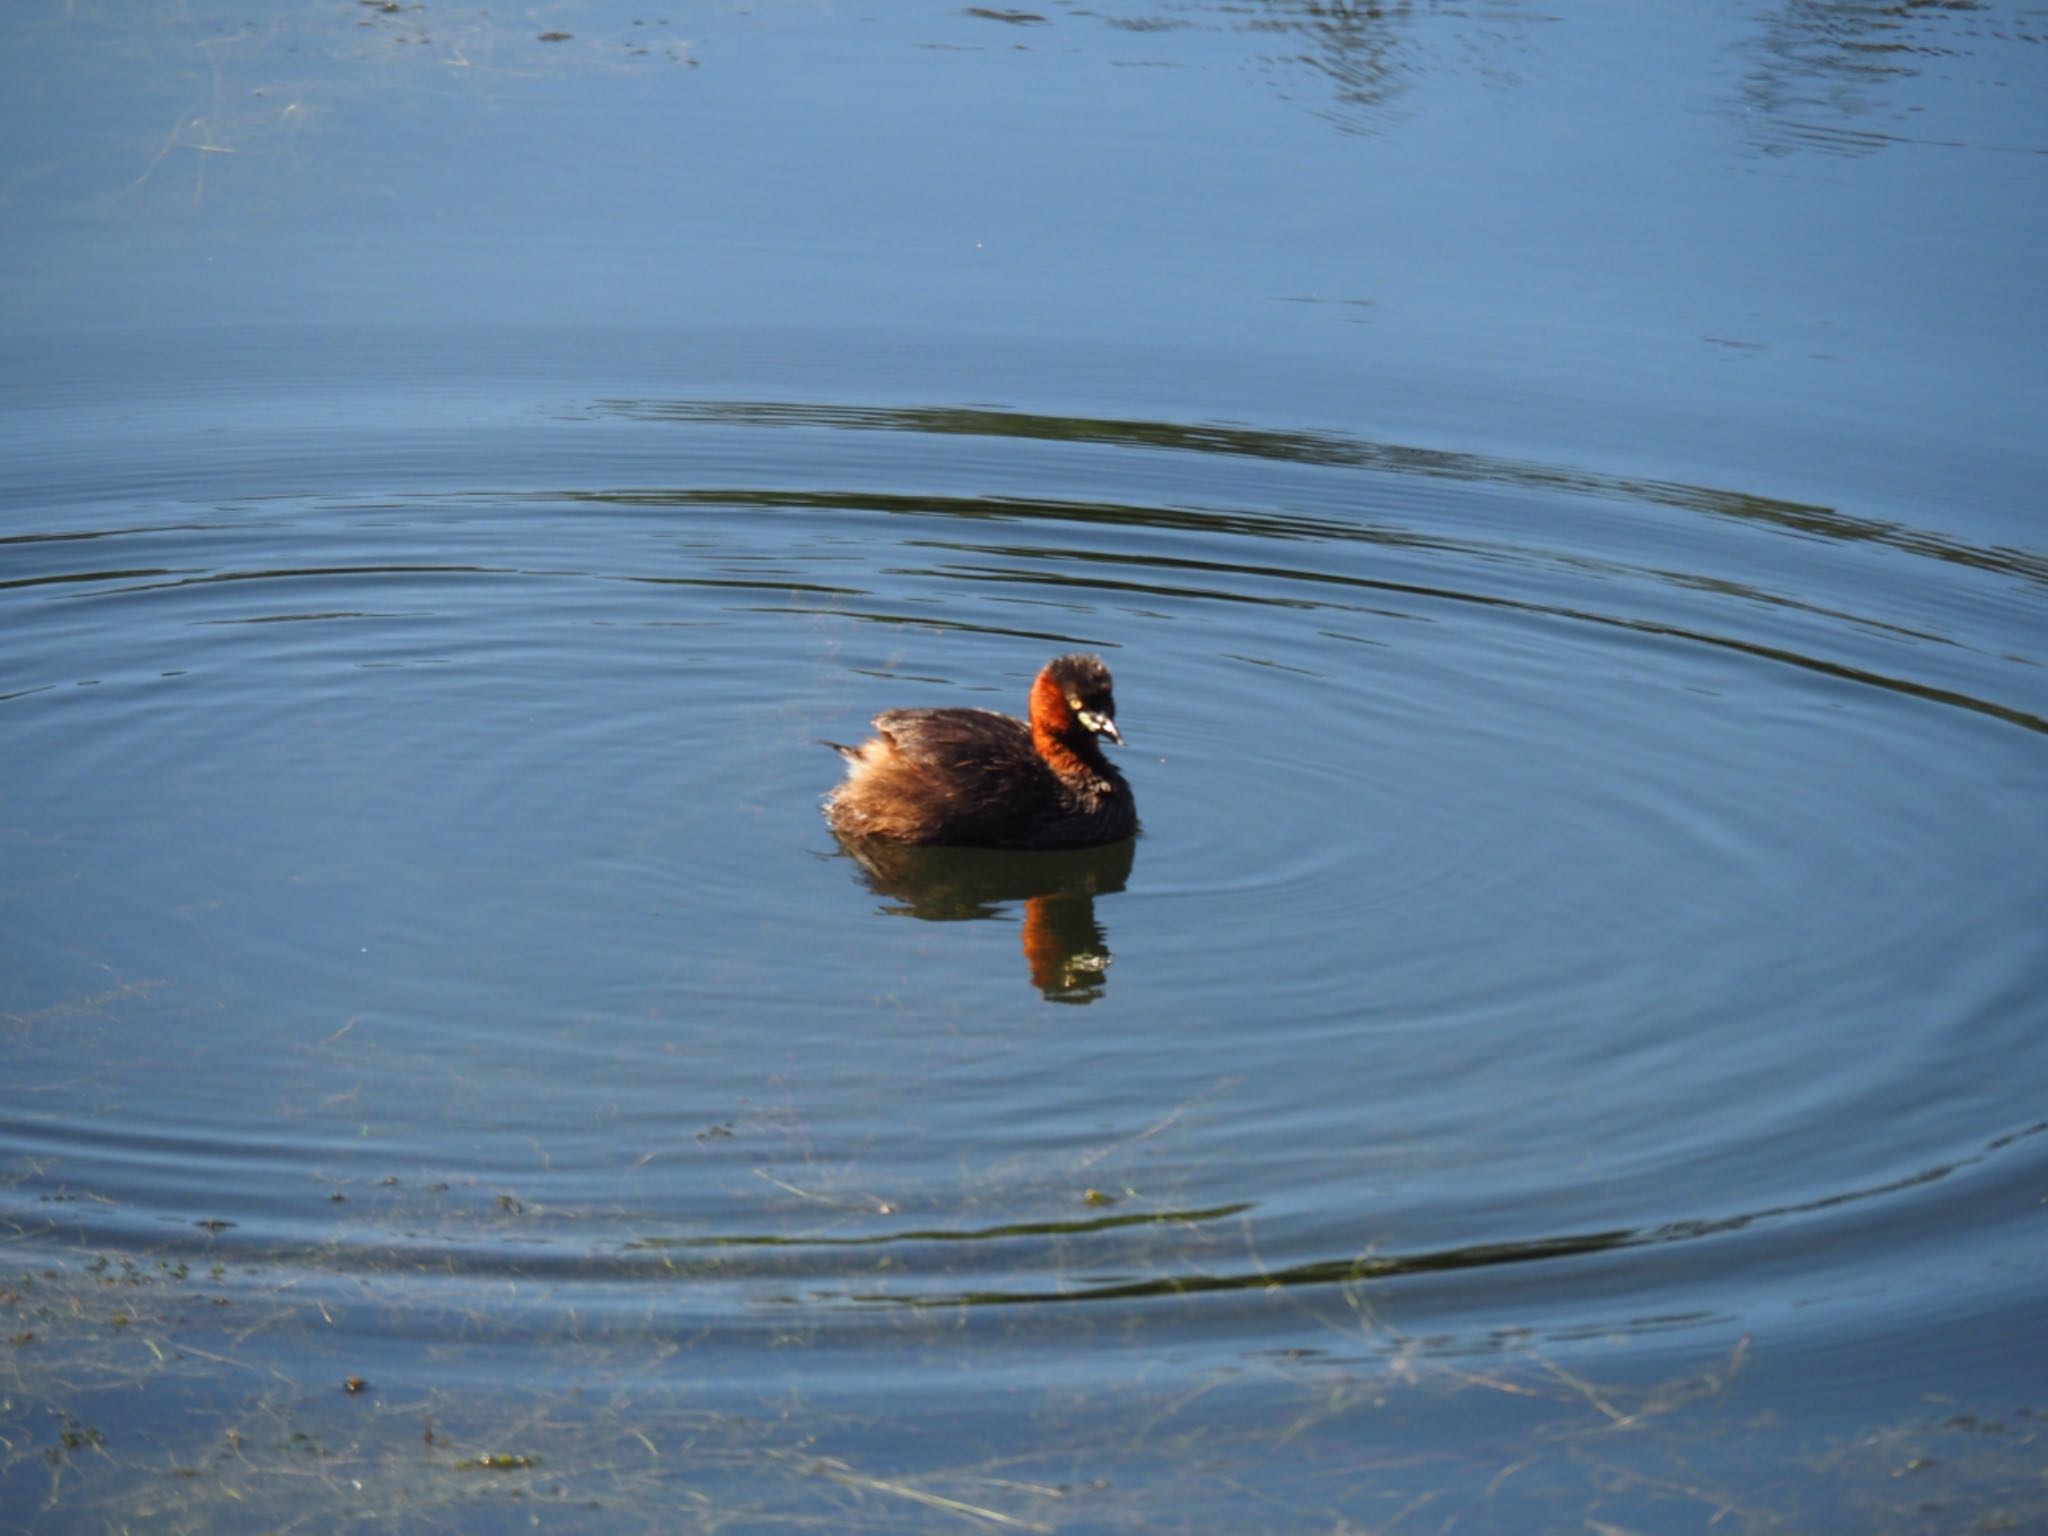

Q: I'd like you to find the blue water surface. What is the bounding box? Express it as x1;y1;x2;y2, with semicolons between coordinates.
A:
3;4;2045;1532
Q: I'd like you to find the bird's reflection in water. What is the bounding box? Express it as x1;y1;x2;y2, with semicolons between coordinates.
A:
832;836;1136;1004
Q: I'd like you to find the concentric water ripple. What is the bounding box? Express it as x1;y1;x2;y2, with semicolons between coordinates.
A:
5;391;2044;1403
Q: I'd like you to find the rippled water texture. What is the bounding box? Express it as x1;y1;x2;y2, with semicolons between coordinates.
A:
4;4;2046;1533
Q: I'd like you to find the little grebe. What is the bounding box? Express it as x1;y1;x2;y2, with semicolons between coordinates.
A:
824;653;1138;849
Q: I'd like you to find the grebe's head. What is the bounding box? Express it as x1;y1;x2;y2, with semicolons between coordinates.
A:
1040;653;1122;745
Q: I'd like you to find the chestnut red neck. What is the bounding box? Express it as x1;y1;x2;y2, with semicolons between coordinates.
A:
1029;667;1109;781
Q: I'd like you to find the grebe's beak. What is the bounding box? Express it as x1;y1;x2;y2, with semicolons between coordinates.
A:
1077;709;1122;745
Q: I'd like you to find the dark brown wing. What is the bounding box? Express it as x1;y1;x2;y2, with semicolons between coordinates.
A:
870;707;1031;767
840;707;1063;844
